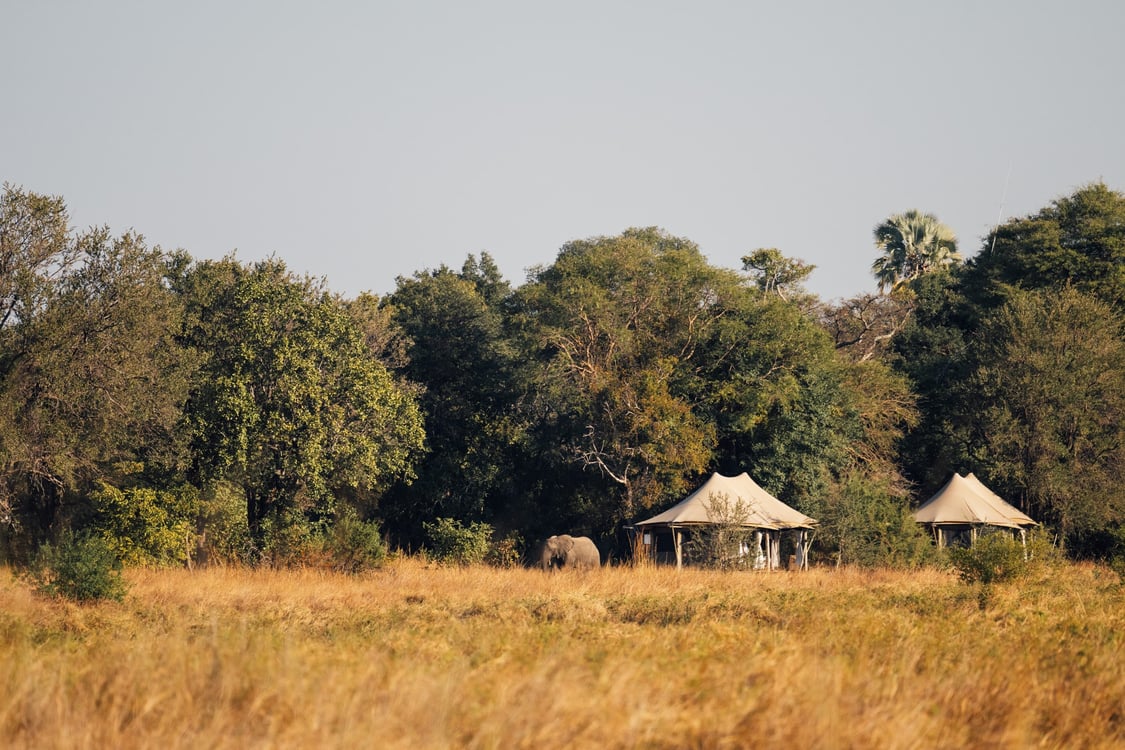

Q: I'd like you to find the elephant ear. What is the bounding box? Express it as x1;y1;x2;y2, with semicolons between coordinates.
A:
560;535;575;553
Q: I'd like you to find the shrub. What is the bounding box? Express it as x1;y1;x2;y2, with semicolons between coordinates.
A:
484;532;524;568
26;530;127;602
683;493;758;570
1024;528;1063;569
948;531;1030;585
194;481;252;565
823;477;938;569
90;482;196;566
423;517;492;566
326;508;387;573
259;512;321;568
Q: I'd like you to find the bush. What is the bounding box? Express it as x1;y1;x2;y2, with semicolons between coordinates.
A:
259;512;321;568
683;493;758;570
820;477;939;568
423;517;492;566
326;508;387;573
484;532;524;568
90;482;196;566
948;531;1030;585
25;530;127;602
194;482;252;565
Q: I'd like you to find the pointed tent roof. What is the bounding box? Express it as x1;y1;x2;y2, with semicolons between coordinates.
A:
913;473;1037;528
635;472;817;530
963;473;1037;527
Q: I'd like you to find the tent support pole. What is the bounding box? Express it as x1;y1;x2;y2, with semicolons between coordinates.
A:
673;528;683;570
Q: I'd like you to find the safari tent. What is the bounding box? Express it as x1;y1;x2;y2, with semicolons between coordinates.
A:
634;472;818;570
913;472;1037;548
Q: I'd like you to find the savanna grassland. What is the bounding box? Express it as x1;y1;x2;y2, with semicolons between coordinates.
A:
2;561;1123;750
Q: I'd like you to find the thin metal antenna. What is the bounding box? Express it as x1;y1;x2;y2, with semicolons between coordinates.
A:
989;162;1013;255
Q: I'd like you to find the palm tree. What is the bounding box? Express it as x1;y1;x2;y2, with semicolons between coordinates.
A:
871;210;961;293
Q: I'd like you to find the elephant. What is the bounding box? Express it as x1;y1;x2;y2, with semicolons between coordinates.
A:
537;534;601;570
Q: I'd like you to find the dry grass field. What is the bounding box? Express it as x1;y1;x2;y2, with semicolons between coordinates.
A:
2;559;1123;749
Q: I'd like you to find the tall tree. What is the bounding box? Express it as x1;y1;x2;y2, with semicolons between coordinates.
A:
0;186;192;543
741;248;815;302
514;228;727;524
176;258;424;550
893;184;1125;512
967;182;1125;311
969;288;1125;549
379;255;528;541
872;210;961;293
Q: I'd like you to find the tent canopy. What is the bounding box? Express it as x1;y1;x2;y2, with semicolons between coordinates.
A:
635;472;817;530
913;473;1037;528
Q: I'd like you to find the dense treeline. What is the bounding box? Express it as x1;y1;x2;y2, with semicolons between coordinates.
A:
1;181;1122;566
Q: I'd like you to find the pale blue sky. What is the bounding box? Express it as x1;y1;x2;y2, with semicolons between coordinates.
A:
4;1;1123;301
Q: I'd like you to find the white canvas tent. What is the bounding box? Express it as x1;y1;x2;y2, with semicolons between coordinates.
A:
913;472;1037;547
634;472;818;570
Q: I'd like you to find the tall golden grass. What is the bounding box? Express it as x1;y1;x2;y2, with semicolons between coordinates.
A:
2;559;1123;749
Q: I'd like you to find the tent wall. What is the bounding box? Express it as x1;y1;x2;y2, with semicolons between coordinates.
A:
636;526;807;570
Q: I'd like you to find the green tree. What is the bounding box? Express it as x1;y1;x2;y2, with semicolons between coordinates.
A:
838;360;919;495
969;287;1125;549
514;229;725;524
89;481;195;566
380;255;528;541
0;186;192;545
25;529;127;602
890;185;1125;559
741;248;815;302
0;184;79;333
422;517;493;566
695;291;855;511
176;258;425;552
889;268;980;490
967;182;1125;311
820;475;934;568
872;210;961;293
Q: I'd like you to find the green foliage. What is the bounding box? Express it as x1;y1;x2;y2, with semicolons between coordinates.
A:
0;185;194;539
741;247;815;301
871;210;961;293
176;257;425;551
947;531;1029;585
1023;528;1064;569
969;182;1125;311
324;507;387;574
838;360;918;494
423;517;493;566
193;481;252;565
969;288;1125;547
894;186;1125;560
381;257;526;541
699;293;856;510
258;511;320;568
12;179;1125;568
25;530;127;602
515;228;725;521
89;482;195;566
250;507;388;572
822;476;936;568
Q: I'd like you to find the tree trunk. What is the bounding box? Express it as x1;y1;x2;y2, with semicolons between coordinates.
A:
246;489;265;558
